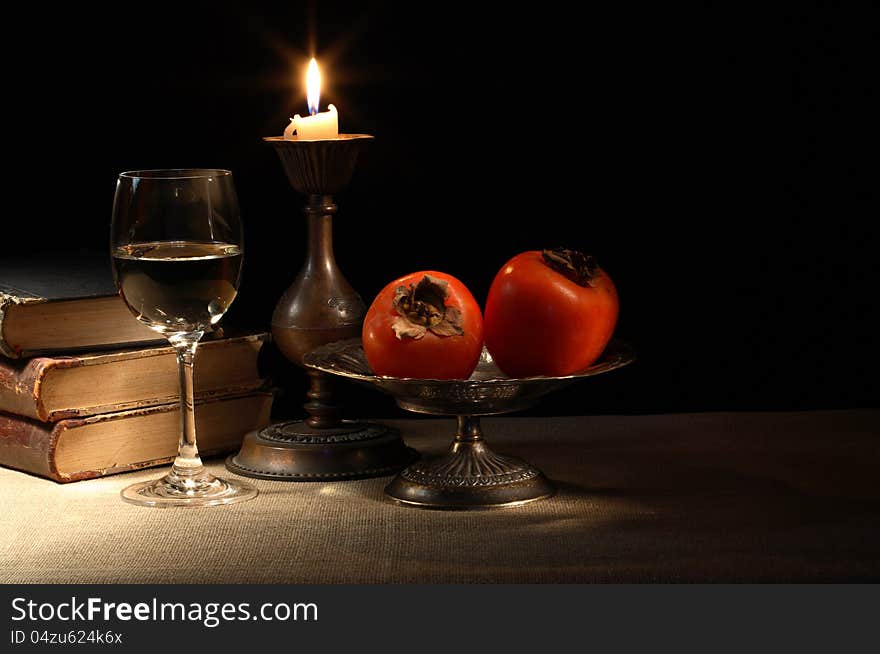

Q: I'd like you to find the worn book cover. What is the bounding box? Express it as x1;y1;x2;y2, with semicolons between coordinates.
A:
0;331;269;422
0;254;162;358
0;391;273;482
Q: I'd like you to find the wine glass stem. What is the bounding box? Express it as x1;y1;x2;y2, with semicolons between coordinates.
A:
170;334;204;478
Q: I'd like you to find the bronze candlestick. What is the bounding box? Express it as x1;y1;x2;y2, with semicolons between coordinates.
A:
227;135;415;480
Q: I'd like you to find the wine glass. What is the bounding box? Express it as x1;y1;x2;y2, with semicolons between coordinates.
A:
111;169;257;507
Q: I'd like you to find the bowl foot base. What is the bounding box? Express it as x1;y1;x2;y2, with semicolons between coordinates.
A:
226;419;417;481
384;429;555;509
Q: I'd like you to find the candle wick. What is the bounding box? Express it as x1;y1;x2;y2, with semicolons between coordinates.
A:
309;108;317;116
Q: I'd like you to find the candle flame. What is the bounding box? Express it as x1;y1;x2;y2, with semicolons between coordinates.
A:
307;58;321;116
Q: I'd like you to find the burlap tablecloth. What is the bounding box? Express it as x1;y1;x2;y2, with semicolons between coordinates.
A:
1;411;878;583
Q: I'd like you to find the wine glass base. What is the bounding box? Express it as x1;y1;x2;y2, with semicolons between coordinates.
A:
121;473;258;508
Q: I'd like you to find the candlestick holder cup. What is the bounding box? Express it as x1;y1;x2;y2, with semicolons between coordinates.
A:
227;135;416;481
304;338;635;509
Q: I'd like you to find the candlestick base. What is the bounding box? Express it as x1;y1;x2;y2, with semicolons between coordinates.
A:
226;420;416;481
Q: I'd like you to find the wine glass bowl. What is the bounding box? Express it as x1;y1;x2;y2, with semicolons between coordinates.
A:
113;241;242;335
111;169;257;507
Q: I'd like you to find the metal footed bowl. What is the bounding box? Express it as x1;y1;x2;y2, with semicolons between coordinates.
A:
303;338;635;510
303;338;635;416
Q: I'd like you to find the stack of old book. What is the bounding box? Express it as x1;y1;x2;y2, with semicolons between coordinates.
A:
0;257;272;482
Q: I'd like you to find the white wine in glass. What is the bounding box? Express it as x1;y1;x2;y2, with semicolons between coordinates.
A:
111;170;257;507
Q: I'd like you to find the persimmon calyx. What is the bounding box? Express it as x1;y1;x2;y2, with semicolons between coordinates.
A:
391;275;464;340
542;247;598;287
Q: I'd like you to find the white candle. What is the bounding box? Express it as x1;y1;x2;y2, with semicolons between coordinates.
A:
284;104;338;140
283;58;339;140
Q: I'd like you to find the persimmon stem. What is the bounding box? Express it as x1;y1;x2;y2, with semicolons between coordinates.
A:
542;248;598;287
391;275;464;340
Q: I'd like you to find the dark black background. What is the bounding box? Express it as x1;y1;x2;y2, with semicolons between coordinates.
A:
4;3;877;418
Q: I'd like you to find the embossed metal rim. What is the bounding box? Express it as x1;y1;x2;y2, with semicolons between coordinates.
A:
303;338;636;386
384;493;556;511
225;455;412;481
259;421;391;444
263;134;375;143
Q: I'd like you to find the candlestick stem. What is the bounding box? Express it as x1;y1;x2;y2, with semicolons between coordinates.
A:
304;195;338;274
305;369;341;429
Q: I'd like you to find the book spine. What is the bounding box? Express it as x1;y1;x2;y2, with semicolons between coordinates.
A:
0;358;51;421
0;289;45;359
0;293;20;359
0;412;62;481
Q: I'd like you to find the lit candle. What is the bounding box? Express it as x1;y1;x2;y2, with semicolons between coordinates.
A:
284;58;339;140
